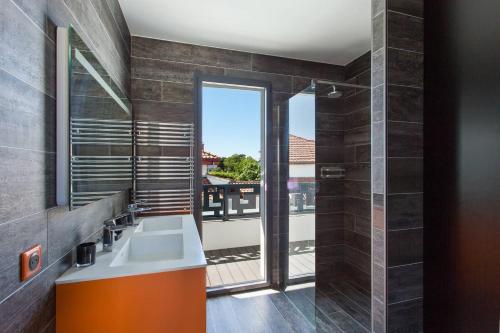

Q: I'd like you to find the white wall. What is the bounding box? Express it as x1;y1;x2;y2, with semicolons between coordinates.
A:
289;164;315;178
202;214;315;251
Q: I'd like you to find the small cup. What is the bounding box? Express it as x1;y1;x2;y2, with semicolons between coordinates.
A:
76;242;96;267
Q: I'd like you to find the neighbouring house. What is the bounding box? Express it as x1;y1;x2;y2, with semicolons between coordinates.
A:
289;134;315;181
202;147;221;177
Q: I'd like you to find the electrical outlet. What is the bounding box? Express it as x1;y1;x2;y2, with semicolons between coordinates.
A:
20;245;42;281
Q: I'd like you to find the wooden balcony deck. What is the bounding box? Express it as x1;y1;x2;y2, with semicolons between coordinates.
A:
205;242;315;288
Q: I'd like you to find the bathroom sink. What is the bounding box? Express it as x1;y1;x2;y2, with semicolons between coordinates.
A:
110;233;184;267
135;216;183;232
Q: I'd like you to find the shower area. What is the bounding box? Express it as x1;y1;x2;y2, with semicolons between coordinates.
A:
278;67;371;331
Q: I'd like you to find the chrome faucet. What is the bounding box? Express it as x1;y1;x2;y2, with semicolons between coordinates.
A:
127;200;152;226
103;219;127;252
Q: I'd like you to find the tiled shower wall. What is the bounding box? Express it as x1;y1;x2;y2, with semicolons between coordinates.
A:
0;0;130;331
371;0;424;332
315;51;372;328
342;52;372;294
130;36;346;286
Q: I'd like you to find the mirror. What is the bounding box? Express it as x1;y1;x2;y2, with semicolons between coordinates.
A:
68;27;132;209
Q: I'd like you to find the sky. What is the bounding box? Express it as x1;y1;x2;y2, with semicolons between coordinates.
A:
202;87;315;159
202;86;261;159
289;93;315;140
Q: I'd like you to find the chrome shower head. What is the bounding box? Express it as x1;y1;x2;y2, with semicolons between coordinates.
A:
327;85;343;99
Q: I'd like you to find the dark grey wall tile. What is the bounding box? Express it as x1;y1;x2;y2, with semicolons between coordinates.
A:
355;216;371;237
387;0;423;18
345;90;371;115
161;81;193;103
316;130;344;148
191;45;251;70
345;197;371;218
346;107;371;129
387;228;423;266
316;228;344;247
345;51;371;80
225;69;292;93
252;54;344;80
387;121;423;157
316;213;344;231
345;162;371;182
388;11;423;53
0;212;48;301
387;193;423;230
344;126;370;146
11;0;49;34
51;0;129;95
316;113;345;132
316;196;344;214
344;246;371;274
89;0;130;67
1;0;55;97
0;253;71;333
387;85;423;122
47;192;126;263
344;229;371;254
132;36;251;70
317;179;344;197
132;56;223;83
132;36;192;60
387;157;423;193
387;298;423;333
133;100;194;123
388;263;422;303
104;0;131;51
344;180;370;200
131;78;161;101
316;146;344;164
316;96;345;115
387;48;423;87
0;0;130;329
0;69;56;152
0;148;55;224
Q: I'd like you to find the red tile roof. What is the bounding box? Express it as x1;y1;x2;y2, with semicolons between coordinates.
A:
289;135;315;164
202;150;220;160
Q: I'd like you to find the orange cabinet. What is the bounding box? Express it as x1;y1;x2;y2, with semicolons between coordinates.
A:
56;268;206;333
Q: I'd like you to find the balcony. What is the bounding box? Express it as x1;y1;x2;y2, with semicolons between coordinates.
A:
202;182;315;288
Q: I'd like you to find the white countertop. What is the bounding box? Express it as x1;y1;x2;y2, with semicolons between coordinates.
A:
56;214;206;285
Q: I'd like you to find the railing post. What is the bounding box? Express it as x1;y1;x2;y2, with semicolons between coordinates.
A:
222;186;229;221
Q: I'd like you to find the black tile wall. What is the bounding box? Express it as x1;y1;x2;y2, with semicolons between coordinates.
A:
314;50;372;326
0;0;131;331
371;0;424;331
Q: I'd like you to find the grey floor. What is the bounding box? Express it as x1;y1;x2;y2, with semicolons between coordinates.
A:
205;243;315;288
206;283;369;333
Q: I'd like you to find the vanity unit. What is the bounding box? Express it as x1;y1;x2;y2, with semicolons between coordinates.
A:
55;215;206;333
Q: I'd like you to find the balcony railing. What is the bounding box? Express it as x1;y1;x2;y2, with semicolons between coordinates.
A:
202;181;316;221
202;183;260;221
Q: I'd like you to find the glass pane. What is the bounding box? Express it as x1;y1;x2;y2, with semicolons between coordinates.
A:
288;87;315;280
68;27;133;209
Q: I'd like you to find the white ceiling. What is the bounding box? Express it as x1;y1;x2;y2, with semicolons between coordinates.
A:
119;0;371;65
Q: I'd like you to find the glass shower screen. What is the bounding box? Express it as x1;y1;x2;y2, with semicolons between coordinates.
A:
288;87;316;280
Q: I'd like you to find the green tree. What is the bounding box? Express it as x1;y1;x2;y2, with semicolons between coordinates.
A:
209;154;260;181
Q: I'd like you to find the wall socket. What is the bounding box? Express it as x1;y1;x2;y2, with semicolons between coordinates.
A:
20;245;42;281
